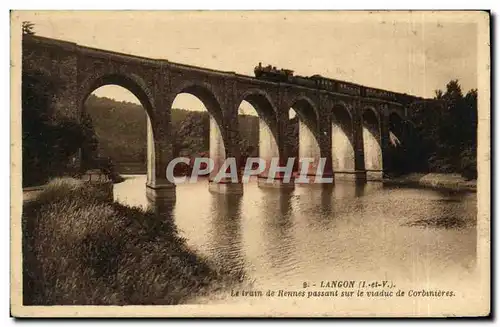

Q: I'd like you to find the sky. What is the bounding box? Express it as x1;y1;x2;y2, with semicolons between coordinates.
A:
20;11;479;115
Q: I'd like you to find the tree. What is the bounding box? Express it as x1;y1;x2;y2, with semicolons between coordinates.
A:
434;89;443;99
411;79;477;178
22;21;35;35
22;72;97;186
460;89;478;179
173;111;209;157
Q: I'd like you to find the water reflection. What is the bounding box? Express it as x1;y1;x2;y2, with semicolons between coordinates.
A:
147;196;176;219
206;193;245;273
258;188;295;274
117;176;477;295
294;185;334;226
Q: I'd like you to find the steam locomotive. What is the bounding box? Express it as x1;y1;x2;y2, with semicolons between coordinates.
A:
254;63;415;104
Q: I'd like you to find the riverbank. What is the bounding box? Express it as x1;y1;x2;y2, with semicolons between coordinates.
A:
22;178;244;305
384;173;477;192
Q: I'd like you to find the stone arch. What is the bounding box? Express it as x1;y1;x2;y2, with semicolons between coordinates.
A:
387;108;405;121
238;89;281;182
363;106;381;125
362;106;381;137
79;72;155;120
332;100;355;131
170;80;232;186
79;72;157;181
288;96;322;177
288;95;320;134
239;89;279;148
288;95;321;147
362;106;383;171
170;80;230;153
332;102;355;171
239;88;278;116
171;80;225;131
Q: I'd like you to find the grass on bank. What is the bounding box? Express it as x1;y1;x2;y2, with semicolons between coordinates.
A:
22;178;245;305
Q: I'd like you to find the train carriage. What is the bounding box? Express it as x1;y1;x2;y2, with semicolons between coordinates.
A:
253;63;402;102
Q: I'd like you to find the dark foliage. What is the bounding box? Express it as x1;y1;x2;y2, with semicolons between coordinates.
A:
22;73;96;187
22;21;35;35
404;216;469;229
410;80;477;179
22;178;244;305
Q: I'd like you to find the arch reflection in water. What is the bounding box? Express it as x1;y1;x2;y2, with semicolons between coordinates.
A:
293;183;369;226
294;184;334;219
258;188;296;278
206;193;246;274
146;194;176;220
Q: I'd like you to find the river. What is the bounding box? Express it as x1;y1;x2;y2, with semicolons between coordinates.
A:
114;175;477;306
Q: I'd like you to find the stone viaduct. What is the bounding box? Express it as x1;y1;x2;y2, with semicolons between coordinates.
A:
22;35;426;198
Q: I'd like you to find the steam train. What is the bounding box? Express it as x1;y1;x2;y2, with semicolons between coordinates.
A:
254;63;416;104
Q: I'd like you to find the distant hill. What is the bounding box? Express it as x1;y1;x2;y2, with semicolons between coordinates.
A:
84;95;147;166
84;95;271;172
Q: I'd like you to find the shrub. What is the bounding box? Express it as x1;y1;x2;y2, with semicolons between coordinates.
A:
23;178;244;305
460;147;477;180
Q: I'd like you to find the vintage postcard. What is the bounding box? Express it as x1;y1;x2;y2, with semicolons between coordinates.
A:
10;10;490;317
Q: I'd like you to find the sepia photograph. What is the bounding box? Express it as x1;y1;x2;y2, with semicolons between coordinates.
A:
10;10;490;317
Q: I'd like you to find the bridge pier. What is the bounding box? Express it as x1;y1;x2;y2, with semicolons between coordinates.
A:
207;116;245;194
257;119;295;189
258;120;279;181
333;171;367;183
362;109;384;181
294;120;333;185
209;115;226;181
331;110;361;183
365;170;384;181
